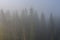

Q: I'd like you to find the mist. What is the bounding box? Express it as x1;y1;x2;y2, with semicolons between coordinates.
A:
0;0;60;40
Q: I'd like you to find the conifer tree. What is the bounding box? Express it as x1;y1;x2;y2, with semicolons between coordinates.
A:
21;9;26;40
29;8;35;40
48;13;55;40
40;12;47;40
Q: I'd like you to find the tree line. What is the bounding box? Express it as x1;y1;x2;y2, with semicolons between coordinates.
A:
0;8;60;40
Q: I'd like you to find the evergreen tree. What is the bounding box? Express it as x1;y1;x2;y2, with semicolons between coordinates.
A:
21;9;26;40
0;9;7;40
34;11;40;40
1;9;6;25
6;10;14;40
48;13;55;40
29;8;35;40
40;12;47;40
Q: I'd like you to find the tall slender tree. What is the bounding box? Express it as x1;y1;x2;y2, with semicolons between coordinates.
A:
29;8;35;40
6;10;14;40
21;9;27;40
0;9;7;40
48;13;55;40
34;11;40;40
40;12;47;40
1;9;6;25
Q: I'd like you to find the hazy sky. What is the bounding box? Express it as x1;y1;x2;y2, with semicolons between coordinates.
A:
0;0;60;17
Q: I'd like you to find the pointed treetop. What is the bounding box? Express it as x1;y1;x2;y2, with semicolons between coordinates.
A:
29;7;34;16
41;12;45;19
50;12;53;20
24;8;28;16
50;12;53;17
0;9;4;14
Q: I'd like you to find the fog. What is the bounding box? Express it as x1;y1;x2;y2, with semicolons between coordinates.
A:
0;0;60;40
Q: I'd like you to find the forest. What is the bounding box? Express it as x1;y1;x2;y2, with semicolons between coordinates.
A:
0;8;60;40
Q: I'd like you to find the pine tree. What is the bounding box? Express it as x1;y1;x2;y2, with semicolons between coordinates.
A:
21;9;26;40
1;9;6;25
40;12;47;40
34;11;40;40
29;8;35;40
48;13;55;40
0;9;7;40
6;10;13;40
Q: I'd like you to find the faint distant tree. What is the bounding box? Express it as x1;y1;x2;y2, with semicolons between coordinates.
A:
5;10;11;20
55;18;60;40
15;10;19;31
40;12;47;40
21;9;26;40
34;11;39;30
24;8;30;40
29;7;34;16
5;10;11;28
0;9;5;40
12;11;20;40
48;13;55;40
15;10;23;40
34;11;40;40
4;10;14;40
29;8;35;40
1;9;6;24
24;8;28;16
0;10;7;40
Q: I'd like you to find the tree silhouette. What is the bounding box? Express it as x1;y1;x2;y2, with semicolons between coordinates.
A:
29;8;36;40
48;13;55;40
21;9;27;40
1;9;6;25
40;12;47;40
33;11;40;40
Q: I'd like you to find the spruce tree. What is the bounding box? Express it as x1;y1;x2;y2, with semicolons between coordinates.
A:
29;8;35;40
40;12;47;40
48;13;55;40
